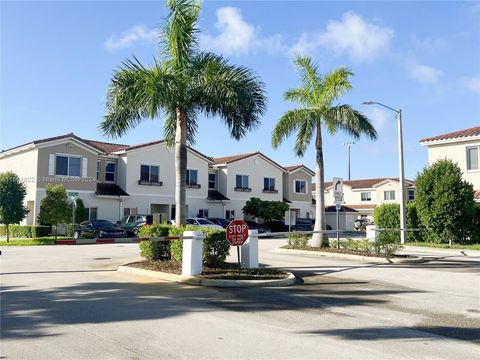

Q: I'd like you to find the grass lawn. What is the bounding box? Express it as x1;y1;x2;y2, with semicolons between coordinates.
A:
407;242;480;250
0;237;70;246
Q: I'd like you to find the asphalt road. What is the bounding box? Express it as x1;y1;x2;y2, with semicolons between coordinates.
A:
1;241;479;360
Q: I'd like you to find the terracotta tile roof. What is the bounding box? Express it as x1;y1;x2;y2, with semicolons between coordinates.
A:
323;177;415;190
420;125;480;143
346;204;377;210
212;151;285;171
283;164;315;176
84;139;129;154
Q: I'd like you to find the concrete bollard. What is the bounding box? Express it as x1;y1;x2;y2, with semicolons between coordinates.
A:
241;230;259;268
182;231;204;276
366;225;378;242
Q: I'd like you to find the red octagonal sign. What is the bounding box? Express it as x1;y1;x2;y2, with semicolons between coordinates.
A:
226;220;249;246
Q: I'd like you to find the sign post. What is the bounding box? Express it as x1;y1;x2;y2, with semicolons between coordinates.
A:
226;220;249;272
68;192;78;236
333;178;344;249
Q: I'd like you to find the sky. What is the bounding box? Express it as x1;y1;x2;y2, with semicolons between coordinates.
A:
2;0;479;181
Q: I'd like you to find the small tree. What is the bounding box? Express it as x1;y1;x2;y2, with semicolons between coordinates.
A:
74;197;86;224
242;197;289;221
38;184;71;239
0;172;29;242
415;159;475;244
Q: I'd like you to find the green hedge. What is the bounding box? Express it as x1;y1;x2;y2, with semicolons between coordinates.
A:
373;203;422;242
0;225;50;238
139;225;230;268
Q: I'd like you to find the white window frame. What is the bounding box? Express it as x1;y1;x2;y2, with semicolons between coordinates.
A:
208;173;216;189
263;177;276;191
466;146;480;172
198;209;209;218
96;160;101;180
236;174;249;189
186;169;199;186
294;179;307;194
105;162;116;182
361;192;372;201
84;207;98;220
384;190;396;201
140;164;160;183
55;153;82;177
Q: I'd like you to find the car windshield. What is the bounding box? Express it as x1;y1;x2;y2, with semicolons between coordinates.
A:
196;219;212;225
92;220;115;229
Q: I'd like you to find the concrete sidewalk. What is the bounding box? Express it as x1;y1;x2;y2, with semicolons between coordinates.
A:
403;245;480;257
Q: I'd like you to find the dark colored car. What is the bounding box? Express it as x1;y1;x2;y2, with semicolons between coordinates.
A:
74;220;126;239
208;218;231;228
244;220;267;233
264;220;289;233
117;214;150;236
293;218;315;231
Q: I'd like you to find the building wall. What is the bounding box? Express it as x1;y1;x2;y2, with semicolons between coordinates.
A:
283;170;312;202
426;139;480;189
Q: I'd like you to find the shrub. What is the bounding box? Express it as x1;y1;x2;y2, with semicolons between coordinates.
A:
139;225;171;261
288;234;309;249
31;225;50;238
406;202;422;241
471;203;480;243
201;227;230;268
374;204;400;242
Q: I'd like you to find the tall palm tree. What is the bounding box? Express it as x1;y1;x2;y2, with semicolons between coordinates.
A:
100;0;266;226
272;55;377;247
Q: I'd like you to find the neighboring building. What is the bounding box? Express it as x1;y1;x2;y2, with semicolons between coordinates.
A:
420;125;480;202
283;165;315;219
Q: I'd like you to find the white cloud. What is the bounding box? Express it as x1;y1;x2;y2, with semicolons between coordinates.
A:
105;25;155;51
462;75;480;93
200;7;286;56
364;107;389;131
291;12;394;62
408;63;444;84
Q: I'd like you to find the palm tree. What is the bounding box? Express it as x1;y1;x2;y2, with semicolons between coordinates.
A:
100;0;266;226
272;55;377;247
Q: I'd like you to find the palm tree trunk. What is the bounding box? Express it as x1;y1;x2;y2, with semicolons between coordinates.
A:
175;108;187;226
311;122;329;247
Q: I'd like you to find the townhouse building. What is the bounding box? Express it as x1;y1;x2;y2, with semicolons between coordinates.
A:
0;133;315;225
420;125;480;202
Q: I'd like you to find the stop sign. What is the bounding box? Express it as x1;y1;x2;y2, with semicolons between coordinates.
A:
226;220;249;246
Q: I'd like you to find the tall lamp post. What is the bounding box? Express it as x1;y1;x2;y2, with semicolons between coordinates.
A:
344;142;355;180
362;101;406;244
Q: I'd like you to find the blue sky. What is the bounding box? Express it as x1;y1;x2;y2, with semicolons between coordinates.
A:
2;1;479;181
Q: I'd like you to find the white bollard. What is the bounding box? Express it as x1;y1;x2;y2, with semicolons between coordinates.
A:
182;231;204;276
241;230;259;268
366;225;378;242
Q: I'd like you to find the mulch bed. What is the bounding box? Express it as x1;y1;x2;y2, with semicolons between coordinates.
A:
282;245;418;259
125;260;289;280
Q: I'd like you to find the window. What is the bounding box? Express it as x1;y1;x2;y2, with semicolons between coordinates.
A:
96;161;100;180
105;163;115;182
123;207;137;216
408;189;415;201
198;209;209;218
235;175;249;189
467;146;479;170
56;155;81;177
208;173;216;189
361;192;371;201
186;169;198;186
295;180;306;193
83;207;98;220
263;177;276;191
226;210;235;220
384;190;395;201
140;165;160;183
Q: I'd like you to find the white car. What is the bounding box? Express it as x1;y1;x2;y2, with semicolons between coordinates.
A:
186;218;224;230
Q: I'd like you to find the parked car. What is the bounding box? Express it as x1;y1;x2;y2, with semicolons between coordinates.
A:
208;217;231;228
354;218;372;231
244;220;267;233
292;218;315;231
186;218;224;230
73;220;126;239
263;220;289;233
116;214;150;236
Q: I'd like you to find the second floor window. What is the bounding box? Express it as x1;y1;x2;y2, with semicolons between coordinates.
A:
361;192;371;201
467;146;479;170
186;169;198;185
408;189;415;201
384;190;395;201
56;155;81;177
140;165;159;183
295;180;306;193
96;161;100;180
208;173;216;189
236;175;249;189
264;177;276;191
105;163;115;182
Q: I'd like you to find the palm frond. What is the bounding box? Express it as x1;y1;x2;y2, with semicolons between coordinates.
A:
293;55;322;98
190;52;267;140
284;88;313;107
320;66;353;106
272;109;314;155
324;105;378;140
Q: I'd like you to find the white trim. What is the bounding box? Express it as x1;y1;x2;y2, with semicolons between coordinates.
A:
0;143;36;158
48;154;55;176
286;166;315;177
55;153;82;178
82;158;88;178
36;137;100;155
466;145;480;171
104;161;116;182
420;135;480;147
293;179;307;194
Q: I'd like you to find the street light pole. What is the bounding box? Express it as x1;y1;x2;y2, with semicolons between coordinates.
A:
344;142;354;180
363;101;406;244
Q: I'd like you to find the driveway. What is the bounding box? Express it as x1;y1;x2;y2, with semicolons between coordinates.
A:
1;241;479;360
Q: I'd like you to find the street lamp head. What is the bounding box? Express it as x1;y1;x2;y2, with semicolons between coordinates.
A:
362;101;375;105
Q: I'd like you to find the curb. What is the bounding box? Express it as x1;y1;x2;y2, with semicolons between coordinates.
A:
403;246;480;257
274;248;425;264
117;265;297;287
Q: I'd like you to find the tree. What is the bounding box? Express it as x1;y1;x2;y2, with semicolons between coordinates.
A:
100;0;266;227
38;184;71;240
0;172;29;242
373;202;422;242
415;159;475;244
272;56;377;247
73;197;86;224
242;197;289;221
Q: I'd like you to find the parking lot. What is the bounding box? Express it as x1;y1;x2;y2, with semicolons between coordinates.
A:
1;240;479;359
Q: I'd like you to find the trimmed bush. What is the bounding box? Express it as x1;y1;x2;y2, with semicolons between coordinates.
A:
374;203;423;242
0;225;31;238
31;225;50;238
288;234;309;249
139;225;171;261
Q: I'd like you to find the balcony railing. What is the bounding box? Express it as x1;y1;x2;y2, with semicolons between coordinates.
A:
262;189;278;194
138;180;163;186
186;183;201;189
234;187;252;192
